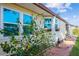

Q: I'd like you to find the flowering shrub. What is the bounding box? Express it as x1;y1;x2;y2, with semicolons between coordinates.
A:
0;20;54;56
0;28;54;56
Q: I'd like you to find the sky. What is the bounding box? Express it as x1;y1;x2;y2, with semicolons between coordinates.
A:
44;3;79;26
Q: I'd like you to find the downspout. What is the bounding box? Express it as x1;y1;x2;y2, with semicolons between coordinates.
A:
66;23;70;36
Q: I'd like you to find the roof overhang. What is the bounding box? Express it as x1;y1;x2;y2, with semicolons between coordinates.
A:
56;15;68;24
16;3;55;17
15;3;67;23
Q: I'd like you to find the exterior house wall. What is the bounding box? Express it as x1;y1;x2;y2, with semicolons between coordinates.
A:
51;17;55;31
60;20;66;35
52;17;66;44
0;3;67;44
59;19;66;38
0;4;48;55
0;4;45;41
54;17;66;35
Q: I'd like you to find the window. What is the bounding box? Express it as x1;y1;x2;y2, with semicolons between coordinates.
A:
23;14;33;35
23;14;32;24
55;19;59;31
44;18;51;31
3;8;20;36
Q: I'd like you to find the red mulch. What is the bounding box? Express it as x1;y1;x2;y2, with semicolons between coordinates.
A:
43;36;76;56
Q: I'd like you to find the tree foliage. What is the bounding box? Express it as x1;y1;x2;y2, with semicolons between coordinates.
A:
72;28;79;37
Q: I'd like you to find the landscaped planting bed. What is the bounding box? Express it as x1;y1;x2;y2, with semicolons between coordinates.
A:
0;20;54;56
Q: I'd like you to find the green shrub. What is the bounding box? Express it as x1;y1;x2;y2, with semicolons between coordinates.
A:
0;41;11;53
0;20;54;56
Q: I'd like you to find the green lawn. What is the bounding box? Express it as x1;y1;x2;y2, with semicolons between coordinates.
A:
70;37;79;56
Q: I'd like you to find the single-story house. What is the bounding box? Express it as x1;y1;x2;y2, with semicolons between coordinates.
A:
0;3;68;42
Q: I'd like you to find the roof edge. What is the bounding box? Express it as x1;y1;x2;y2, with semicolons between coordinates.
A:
33;3;68;23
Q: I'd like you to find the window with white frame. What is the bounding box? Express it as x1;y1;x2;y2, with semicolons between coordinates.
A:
3;8;20;36
23;14;33;35
44;18;52;30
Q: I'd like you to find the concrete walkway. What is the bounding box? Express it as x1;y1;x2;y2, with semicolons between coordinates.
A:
43;36;76;56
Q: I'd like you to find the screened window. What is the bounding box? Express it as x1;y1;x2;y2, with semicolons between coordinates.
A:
23;14;33;35
44;18;51;30
3;8;19;36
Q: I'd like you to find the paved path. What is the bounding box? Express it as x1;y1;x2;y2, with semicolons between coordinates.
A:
43;36;76;56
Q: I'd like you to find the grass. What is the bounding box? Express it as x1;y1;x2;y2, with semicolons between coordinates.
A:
70;37;79;56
